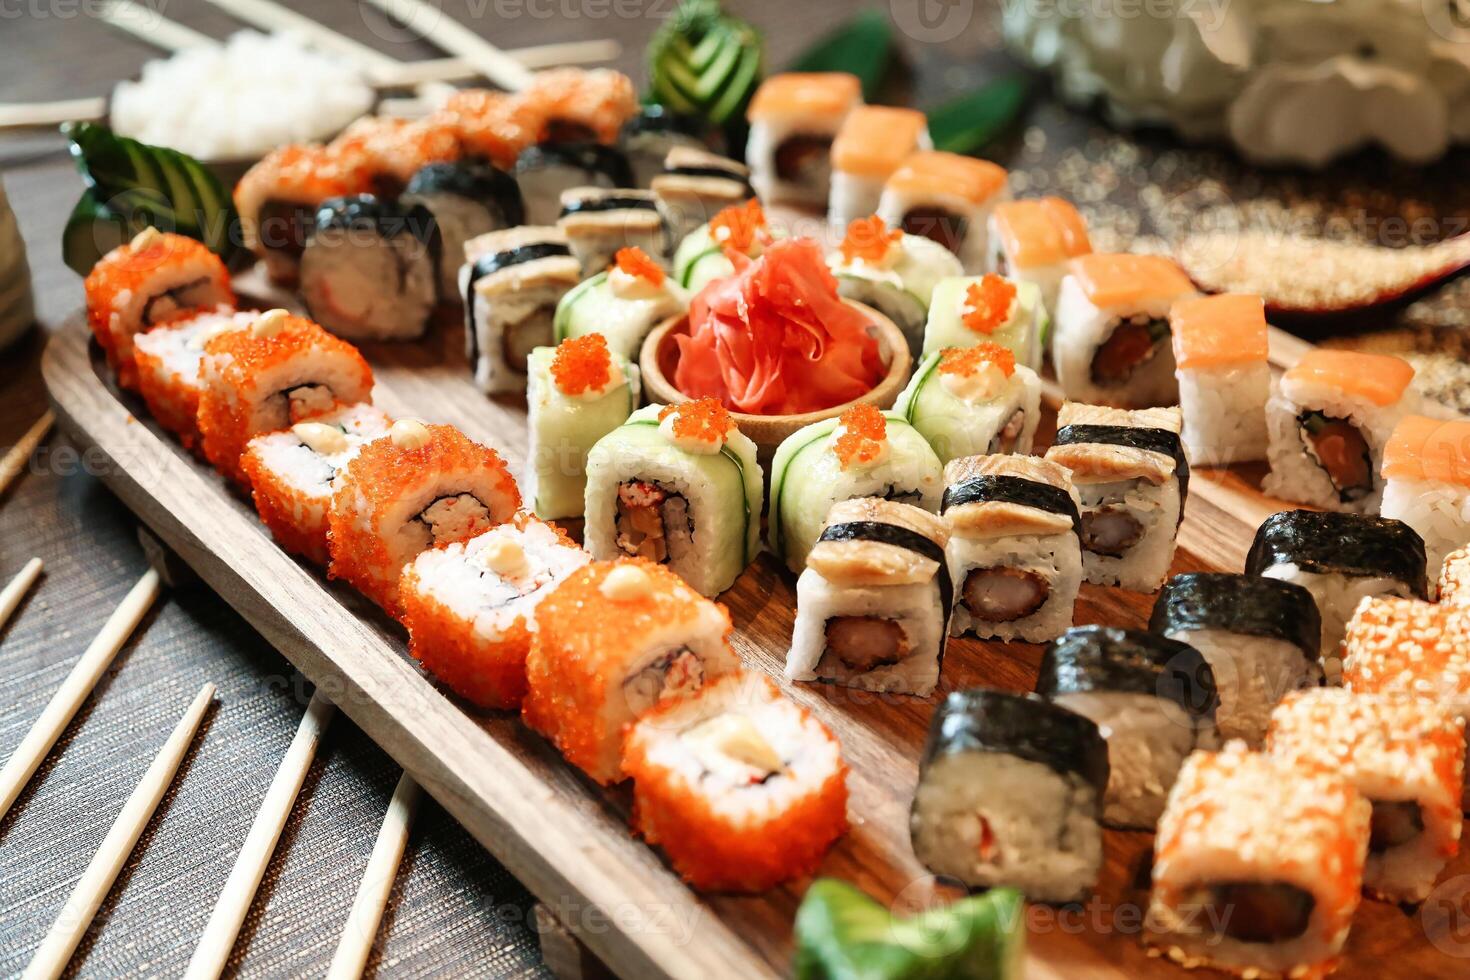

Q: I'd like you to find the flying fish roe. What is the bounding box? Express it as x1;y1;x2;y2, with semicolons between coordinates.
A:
658;398;735;445
832;403;887;469
551;334;616;396
837;216;901;265
961;275;1017;335
614;246;665;286
709;199;766;254
521;67;638;144
938;342;1015;379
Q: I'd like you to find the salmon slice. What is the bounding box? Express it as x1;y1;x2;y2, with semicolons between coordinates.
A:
747;72;862;121
1284;348;1415;407
831;105;929;178
885;151;1007;205
1383;415;1470;487
1169;293;1269;370
992;197;1092;268
1071;253;1195;309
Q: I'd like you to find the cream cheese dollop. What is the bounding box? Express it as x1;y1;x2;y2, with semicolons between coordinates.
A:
389;418;431;450
939;360;1010;403
480;536;529;578
600;562;653;600
608;266;668;301
292;421;349;455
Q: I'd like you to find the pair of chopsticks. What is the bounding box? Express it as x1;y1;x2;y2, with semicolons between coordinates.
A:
0;412;54;634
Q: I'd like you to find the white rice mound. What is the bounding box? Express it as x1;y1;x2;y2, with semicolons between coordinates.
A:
947;533;1081;643
1176;362;1270;467
1381;477;1470;598
786;572;945;696
1165;627;1318;748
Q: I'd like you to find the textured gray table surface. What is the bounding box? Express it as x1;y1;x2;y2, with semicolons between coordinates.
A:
3;1;1469;977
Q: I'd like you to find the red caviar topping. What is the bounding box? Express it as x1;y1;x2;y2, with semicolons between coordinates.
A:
614;246;665;286
832;403;887;469
961;275;1017;335
550;333;615;396
938;343;1016;379
659;398;734;444
838;216;901;265
709;199;767;254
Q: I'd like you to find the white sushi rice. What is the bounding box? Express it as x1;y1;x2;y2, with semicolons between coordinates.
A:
947;534;1081;643
876;185;1010;274
1161;627;1318;748
1052;275;1186;408
1176;362;1270;467
786;572;946;696
111;31;374;161
1261;565;1418;677
245;402;391;503
1380;477;1470;597
133;307;255;395
1076;479;1180;592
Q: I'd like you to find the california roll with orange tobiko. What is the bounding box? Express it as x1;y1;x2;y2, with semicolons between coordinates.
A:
674;237;886;417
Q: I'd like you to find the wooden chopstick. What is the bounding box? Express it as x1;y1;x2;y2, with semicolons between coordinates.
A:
325;773;422;980
200;0;402;77
0;99;106;130
0;411;54;498
359;0;534;92
374;39;620;87
182;690;335;980
0;568;163;821
0;558;43;634
99;0;218;53
21;682;215;980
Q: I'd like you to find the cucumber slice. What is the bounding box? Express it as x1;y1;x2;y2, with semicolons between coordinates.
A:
62;189;133;276
553;273;605;342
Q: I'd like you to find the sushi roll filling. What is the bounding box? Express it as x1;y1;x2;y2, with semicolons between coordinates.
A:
1369;799;1424;852
1298;410;1374;503
141;277;215;326
962;568;1049;623
900;207;967;255
774;134;834;190
1179;881;1316;944
265;383;337;430
1090;315;1169;387
1080;507;1144;558
615;480;694;566
623;645;706;714
820;617;910;677
413;493;493;546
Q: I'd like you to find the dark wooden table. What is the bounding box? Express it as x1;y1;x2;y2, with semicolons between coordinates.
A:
3;2;1468;977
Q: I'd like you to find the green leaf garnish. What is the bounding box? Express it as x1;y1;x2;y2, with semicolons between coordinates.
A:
927;74;1031;155
788;9;894;101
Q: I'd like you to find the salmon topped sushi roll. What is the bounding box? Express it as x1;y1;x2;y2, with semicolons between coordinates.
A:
1264;349;1418;514
1379;415;1470;588
132;306;257;449
1169;293;1271;466
235;144;372;286
985;196;1091;312
195;309;375;485
328;420;521;613
83;228;234;390
1052;253;1196;409
523;558;742;784
876;151;1009;272
746;72;862;208
827;105;931;229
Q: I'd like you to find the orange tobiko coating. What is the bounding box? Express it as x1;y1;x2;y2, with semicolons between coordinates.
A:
550;333;616;397
708;198;767;255
659;398;735;445
961;275;1017;335
838;216;901;265
939;342;1016;379
833;403;887;469
614;246;665;286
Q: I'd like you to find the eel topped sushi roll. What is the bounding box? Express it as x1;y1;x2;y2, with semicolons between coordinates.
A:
1149;573;1322;747
196;309;375;485
622;672;848;892
618;105;711;188
132;306;256;449
1044;403;1187;592
985;196;1091;313
769;404;945;574
300;195;441;341
1170;293;1271;467
556;186;670;277
876;152;1009;272
525;332;640;521
514;142;635;226
942;454;1083;643
234;144;371;285
523;558;742;784
583;400;764;598
240;401;392;565
1267;688;1465;903
399;513;590;711
745;72;862;208
401;160;525;300
1035;625;1219;830
1378;415;1470;589
1052;253;1196;409
786;498;953;697
920;273;1045;371
827;216;964;356
83;228;234;390
553;246;688;360
1245;509;1428;659
1263;348;1418;513
671;198;776;293
910;689;1108;903
894;343;1042;464
827;105;931;230
461;226;583;393
650;146;752;246
1145;743;1370;980
327;420;521;613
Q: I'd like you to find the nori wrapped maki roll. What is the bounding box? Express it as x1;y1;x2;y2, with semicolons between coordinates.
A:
619;105;714;187
515;141;635;225
402;161;524;300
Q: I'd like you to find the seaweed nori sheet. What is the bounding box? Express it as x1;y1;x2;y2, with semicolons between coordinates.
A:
461;241;574;363
1244;509;1428;598
942;475;1082;536
405;161;525;227
920;689;1109;794
1149;572;1322;661
514;141;635;189
1035;625;1217;721
557;193;662;218
313;194;442;250
817;520;953;631
1053;422;1189;506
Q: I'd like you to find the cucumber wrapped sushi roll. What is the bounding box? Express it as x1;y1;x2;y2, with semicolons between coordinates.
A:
769;404;944;574
671;198;777;293
827;216;963;357
583;399;763;597
921;273;1046;371
556;186;671;277
651;146;752;247
526;334;641;521
894;344;1041;465
553;246;688;360
401;161;524;301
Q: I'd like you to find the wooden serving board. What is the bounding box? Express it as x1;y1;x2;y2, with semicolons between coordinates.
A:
41;307;1470;980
